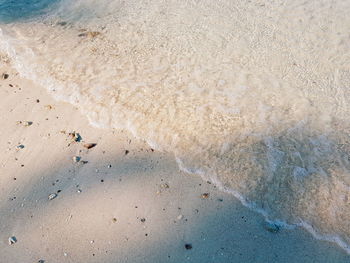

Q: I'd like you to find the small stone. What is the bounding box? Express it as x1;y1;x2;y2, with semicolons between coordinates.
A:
69;132;82;142
140;218;146;223
201;193;210;199
73;156;81;163
160;183;169;189
177;214;183;220
44;105;53;110
57;21;67;26
8;236;17;245
2;73;9;79
77;189;82;193
17;144;25;149
107;164;112;168
38;260;45;263
185;243;192;250
83;143;97;149
264;222;280;233
112;218;117;223
23;121;33;126
48;193;57;200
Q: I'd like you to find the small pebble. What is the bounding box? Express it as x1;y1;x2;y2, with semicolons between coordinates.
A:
73;156;81;163
2;73;9;79
17;144;25;149
201;193;210;199
185;244;192;250
160;183;169;189
177;214;183;220
38;260;45;263
48;193;57;200
264;222;280;233
23;121;33;126
8;236;17;245
83;143;97;149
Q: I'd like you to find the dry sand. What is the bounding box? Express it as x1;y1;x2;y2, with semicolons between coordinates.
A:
1;62;350;263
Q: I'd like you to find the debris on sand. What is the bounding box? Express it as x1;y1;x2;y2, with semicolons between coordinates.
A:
17;144;25;149
8;236;17;245
2;73;9;79
78;31;101;38
83;143;97;149
44;105;53;110
185;243;192;250
16;121;33;126
48;193;58;200
160;183;170;189
69;131;82;142
73;156;81;163
264;222;280;233
201;193;210;199
57;21;67;26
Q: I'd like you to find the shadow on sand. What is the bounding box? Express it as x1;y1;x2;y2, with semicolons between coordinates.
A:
0;146;349;263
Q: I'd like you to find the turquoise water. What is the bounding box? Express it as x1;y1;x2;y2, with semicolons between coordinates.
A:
0;0;59;22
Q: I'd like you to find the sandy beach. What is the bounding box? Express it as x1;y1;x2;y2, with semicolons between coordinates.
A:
1;58;350;262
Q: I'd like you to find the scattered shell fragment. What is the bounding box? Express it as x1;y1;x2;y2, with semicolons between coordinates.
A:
83;143;97;149
8;236;17;245
44;105;53;110
73;156;81;163
201;193;210;199
48;193;57;200
177;214;183;220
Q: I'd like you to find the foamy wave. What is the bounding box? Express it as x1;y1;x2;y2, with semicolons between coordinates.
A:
1;0;350;255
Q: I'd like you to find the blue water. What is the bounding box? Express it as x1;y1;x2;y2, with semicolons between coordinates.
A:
0;0;59;23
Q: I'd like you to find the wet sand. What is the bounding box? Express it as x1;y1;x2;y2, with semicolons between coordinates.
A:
1;62;350;262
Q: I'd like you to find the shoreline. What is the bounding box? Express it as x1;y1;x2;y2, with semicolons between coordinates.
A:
1;63;350;262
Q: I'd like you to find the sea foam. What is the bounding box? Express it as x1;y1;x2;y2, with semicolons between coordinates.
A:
1;0;350;254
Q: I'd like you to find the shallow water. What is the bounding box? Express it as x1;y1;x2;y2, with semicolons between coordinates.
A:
1;0;350;253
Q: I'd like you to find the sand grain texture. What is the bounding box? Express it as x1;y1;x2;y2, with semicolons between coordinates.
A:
0;65;350;262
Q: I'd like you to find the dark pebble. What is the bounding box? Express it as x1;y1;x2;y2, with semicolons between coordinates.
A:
185;244;192;250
